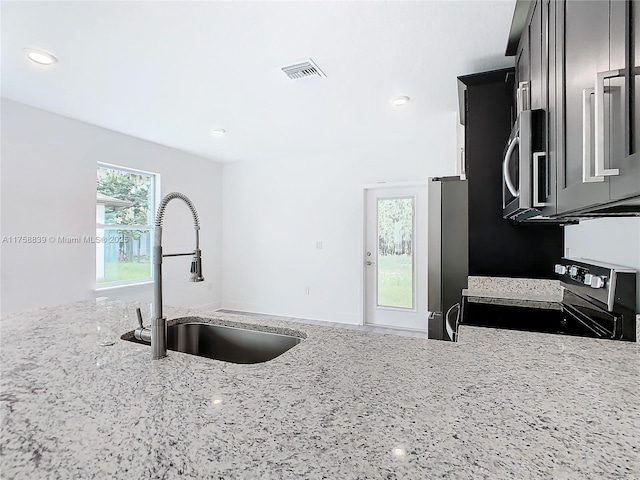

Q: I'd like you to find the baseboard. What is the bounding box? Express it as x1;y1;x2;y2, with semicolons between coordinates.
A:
220;301;360;325
193;301;223;311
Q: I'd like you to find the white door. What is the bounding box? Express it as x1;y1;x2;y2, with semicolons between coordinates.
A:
364;185;427;330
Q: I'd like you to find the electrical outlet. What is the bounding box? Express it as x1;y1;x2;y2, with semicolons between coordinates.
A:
304;286;310;295
316;241;323;250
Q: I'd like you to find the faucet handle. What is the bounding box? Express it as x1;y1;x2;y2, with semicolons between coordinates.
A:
133;307;151;343
136;307;144;328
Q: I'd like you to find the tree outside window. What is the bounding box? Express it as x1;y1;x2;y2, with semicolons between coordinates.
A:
96;164;157;287
376;197;414;309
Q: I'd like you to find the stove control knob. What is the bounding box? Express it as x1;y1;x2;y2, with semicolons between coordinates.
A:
569;266;579;277
554;264;567;275
584;274;605;289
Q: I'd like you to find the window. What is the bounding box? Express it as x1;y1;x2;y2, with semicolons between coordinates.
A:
376;197;414;309
96;163;158;287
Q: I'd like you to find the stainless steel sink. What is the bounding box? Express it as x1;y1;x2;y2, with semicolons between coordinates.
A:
124;321;302;364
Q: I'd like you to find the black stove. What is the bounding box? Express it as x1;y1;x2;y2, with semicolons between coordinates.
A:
457;258;637;342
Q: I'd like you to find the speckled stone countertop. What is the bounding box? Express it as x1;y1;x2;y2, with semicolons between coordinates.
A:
1;300;638;479
465;294;563;311
466;276;564;302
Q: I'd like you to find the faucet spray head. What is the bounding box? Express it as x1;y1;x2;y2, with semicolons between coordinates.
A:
190;249;204;282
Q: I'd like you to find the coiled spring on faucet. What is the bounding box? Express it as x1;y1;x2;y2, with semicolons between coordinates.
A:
155;192;201;229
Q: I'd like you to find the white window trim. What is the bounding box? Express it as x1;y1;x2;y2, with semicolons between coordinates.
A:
94;280;154;292
95;162;160;290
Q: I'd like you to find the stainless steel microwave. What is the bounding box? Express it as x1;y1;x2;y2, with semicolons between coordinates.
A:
502;109;550;221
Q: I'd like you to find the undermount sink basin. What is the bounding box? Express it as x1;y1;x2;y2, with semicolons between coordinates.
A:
123;319;303;364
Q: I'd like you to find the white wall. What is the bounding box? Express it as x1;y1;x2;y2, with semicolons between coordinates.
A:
564;218;640;268
565;218;640;311
0;99;223;315
222;113;457;324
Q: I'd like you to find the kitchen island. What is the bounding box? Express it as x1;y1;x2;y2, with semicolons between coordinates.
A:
1;300;638;479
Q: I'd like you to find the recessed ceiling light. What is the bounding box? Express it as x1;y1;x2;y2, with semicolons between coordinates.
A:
392;95;410;106
24;48;58;66
210;128;226;136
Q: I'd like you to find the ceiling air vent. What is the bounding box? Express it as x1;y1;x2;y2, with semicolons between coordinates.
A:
281;59;326;80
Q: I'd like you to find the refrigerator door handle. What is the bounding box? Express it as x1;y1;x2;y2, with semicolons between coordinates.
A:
445;303;460;342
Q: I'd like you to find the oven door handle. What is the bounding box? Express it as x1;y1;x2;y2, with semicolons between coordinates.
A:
503;135;520;198
564;304;614;338
573;315;611;338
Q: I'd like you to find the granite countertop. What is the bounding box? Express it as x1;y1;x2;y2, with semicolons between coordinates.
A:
465;276;564;303
1;300;639;479
463;293;564;311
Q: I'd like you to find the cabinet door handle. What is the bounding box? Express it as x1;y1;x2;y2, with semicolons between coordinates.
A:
532;152;548;207
582;87;604;183
503;135;520;197
594;69;624;177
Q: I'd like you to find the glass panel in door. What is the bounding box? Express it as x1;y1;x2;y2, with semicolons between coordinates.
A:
376;197;414;309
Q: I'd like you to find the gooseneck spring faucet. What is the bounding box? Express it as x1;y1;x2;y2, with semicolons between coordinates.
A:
134;192;204;359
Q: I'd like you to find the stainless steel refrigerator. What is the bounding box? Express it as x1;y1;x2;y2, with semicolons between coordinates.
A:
427;176;468;341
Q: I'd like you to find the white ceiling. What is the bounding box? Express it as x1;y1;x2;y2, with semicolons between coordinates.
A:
1;1;515;163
